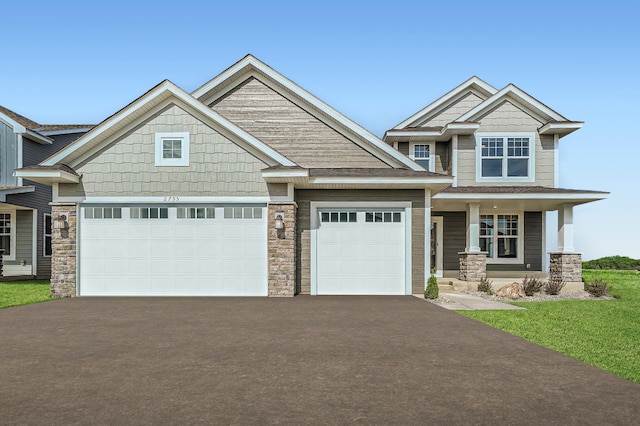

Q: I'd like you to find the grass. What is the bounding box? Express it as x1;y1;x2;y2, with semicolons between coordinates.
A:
459;270;640;383
0;280;53;309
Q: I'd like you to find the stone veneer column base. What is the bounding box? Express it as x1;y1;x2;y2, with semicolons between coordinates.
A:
459;252;486;285
267;202;297;297
549;253;582;292
50;203;77;298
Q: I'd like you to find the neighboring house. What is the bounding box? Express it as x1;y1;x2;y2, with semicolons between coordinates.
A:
16;56;607;296
0;105;91;278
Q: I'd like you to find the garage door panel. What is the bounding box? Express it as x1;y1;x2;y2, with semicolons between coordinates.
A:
317;209;406;295
80;206;267;296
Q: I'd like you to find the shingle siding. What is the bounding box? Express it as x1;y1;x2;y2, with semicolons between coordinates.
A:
417;92;484;127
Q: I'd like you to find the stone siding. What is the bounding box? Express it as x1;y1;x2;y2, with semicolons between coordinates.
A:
268;202;296;296
50;203;77;297
459;252;486;282
549;253;582;283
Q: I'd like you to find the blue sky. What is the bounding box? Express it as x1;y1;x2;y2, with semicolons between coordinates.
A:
2;0;638;260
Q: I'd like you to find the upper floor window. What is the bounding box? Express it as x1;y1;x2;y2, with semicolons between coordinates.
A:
413;145;430;169
155;132;190;166
476;133;535;182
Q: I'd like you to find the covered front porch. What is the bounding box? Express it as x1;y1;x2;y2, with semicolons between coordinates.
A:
429;186;608;291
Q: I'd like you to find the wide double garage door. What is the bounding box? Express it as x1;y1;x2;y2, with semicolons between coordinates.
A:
79;205;267;296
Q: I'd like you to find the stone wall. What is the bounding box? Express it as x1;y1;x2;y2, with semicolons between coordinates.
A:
267;202;297;296
459;252;486;282
549;253;582;284
50;203;77;297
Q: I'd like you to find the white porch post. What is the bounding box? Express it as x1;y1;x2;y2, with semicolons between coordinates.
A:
466;203;481;253
425;189;432;281
558;204;575;253
452;135;458;187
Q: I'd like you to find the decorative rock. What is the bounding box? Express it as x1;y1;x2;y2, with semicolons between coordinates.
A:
496;282;525;299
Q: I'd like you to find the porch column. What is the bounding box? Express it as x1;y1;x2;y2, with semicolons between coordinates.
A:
424;189;431;282
459;203;486;282
50;203;77;298
267;202;297;297
558;204;575;253
550;204;582;290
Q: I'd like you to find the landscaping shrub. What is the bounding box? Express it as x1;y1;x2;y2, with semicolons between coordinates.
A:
544;278;566;295
424;275;439;299
522;276;544;296
584;277;610;297
477;278;493;294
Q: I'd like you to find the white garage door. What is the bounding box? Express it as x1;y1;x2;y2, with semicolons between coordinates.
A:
79;205;267;296
316;209;406;295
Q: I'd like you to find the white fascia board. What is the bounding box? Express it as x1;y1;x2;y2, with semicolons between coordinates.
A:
14;169;79;184
433;192;608;200
384;123;479;141
539;122;583;135
455;85;566;123
22;129;52;144
310;177;453;185
261;169;309;179
194;56;423;171
0;186;35;201
70;196;271;204
0;112;52;144
39;128;93;136
393;77;498;129
385;130;442;138
43;80;296;168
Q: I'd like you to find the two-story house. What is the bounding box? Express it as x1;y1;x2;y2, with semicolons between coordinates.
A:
0;106;90;278
16;55;607;296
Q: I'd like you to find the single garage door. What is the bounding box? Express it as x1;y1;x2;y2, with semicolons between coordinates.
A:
79;205;267;296
316;209;406;295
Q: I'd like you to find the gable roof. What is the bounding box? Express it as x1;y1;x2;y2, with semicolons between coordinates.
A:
41;80;297;169
0;105;52;144
392;76;498;129
193;54;424;171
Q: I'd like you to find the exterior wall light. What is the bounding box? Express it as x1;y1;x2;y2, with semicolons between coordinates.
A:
274;212;285;230
53;214;69;230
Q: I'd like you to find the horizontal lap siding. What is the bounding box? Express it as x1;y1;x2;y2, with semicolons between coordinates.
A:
211;78;391;169
296;189;425;294
433;211;466;271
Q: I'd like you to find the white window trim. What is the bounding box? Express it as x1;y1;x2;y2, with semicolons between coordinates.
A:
408;142;435;172
155;132;190;167
475;132;535;183
44;213;52;257
0;210;16;261
481;211;524;265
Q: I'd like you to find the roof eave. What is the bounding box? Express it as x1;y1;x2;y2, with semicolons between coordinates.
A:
539;122;584;136
14;169;80;185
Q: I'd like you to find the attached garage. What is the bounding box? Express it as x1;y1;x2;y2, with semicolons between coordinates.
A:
313;208;408;295
78;205;268;296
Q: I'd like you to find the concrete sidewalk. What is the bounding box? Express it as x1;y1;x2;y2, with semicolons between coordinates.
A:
415;292;526;310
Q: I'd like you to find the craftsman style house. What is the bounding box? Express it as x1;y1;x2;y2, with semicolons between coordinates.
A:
16;55;607;296
0;106;89;278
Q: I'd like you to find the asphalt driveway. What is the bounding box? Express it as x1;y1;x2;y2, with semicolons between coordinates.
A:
1;296;639;425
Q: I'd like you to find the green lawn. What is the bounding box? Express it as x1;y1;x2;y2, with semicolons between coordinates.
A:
0;280;53;309
459;270;640;383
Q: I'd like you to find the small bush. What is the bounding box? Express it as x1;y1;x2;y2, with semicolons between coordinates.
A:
477;278;493;294
544;278;566;295
584;277;610;297
522;276;544;296
424;275;439;300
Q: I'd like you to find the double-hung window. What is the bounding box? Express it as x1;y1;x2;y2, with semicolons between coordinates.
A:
0;213;12;257
480;213;521;263
476;133;534;182
44;214;52;257
155;132;190;166
412;144;430;170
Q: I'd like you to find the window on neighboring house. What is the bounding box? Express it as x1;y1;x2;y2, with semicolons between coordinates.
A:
480;213;520;262
155;132;190;166
477;133;534;181
44;214;52;257
0;213;11;257
413;145;430;169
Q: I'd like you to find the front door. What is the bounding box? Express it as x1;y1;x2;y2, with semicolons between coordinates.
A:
431;216;443;278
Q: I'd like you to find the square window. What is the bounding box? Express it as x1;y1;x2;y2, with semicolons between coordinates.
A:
392;212;401;223
253;208;262;219
478;134;533;181
155;132;189;166
321;212;329;222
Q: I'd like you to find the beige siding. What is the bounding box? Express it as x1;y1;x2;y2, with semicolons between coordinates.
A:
455;101;554;187
211;78;391;169
418;93;483;127
295;189;426;295
59;104;270;197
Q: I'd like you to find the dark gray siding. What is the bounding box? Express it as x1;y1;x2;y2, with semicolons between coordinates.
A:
296;189;426;295
433;211;466;270
435;141;449;174
0;121;18;186
6;132;85;278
